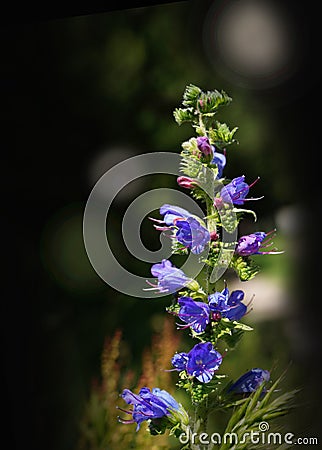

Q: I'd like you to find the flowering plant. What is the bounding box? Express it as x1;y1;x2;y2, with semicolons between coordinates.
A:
118;85;297;449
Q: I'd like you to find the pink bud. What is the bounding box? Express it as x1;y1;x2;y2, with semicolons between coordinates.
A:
210;231;219;241
177;176;195;189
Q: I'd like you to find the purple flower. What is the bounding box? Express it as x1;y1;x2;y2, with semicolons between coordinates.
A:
172;342;223;383
236;231;284;256
177;297;211;333
236;232;266;256
197;136;213;156
153;204;210;255
145;259;198;294
171;288;249;333
118;387;180;430
212;151;226;179
175;216;210;254
151;388;181;412
159;204;191;226
208;287;247;321
228;368;270;394
219;175;262;206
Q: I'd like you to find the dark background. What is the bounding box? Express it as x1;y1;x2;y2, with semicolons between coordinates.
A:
2;1;321;449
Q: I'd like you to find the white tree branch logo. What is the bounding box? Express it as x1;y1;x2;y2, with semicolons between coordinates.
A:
83;152;237;298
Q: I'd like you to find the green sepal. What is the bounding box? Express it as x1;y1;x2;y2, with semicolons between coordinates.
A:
179;141;219;201
229;254;260;281
171;238;189;255
166;301;180;315
181;137;199;156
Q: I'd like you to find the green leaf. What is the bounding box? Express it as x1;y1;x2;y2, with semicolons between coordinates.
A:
173;107;195;125
205;318;253;348
198;89;232;113
234;322;253;332
219;373;298;450
233;207;257;222
222;329;245;349
209;122;238;149
182;83;202;107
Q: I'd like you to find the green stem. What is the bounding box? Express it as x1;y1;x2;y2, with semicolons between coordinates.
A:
191;168;218;450
198;110;207;135
205;195;216;294
189;113;218;450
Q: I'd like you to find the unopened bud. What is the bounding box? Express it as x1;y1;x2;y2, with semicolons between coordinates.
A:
210;231;219;241
186;279;200;292
197;136;214;157
177;176;195;189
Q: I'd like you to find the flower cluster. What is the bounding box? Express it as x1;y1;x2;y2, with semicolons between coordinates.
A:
173;287;249;334
118;84;290;438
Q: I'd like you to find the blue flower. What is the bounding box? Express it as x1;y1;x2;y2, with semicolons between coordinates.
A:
172;342;222;383
228;368;270;394
177;297;210;333
236;231;284;256
171;288;248;332
149;388;180;412
175;216;210;254
118;387;180;430
187;343;223;383
219;175;261;206
154;204;210;255
159;204;191;226
212;151;226;179
208;287;247;321
145;259;199;294
171;352;189;371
